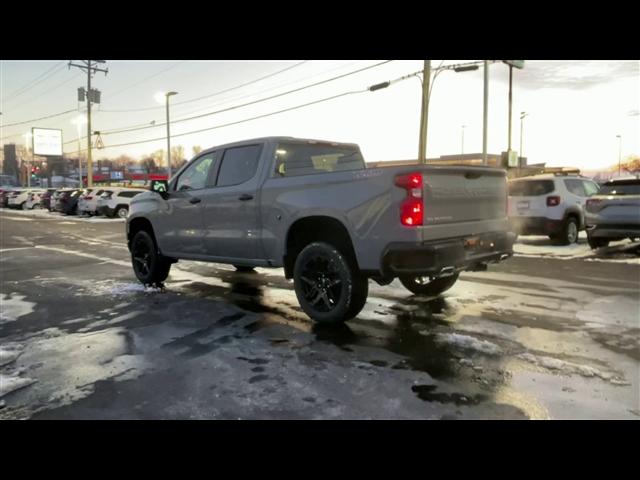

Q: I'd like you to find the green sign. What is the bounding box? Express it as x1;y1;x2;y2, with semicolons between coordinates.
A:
505;60;525;69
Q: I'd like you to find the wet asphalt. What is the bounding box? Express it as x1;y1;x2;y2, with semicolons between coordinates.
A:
0;208;639;420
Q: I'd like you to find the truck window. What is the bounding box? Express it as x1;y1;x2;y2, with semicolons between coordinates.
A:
274;142;365;177
176;154;215;191
582;180;600;197
216;145;262;187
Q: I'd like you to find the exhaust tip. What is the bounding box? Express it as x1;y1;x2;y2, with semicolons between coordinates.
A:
500;253;510;261
439;266;456;276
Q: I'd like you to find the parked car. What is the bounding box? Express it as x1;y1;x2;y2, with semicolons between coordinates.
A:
127;136;515;323
0;187;18;208
7;189;33;209
508;174;600;245
24;189;48;209
585;177;640;249
77;188;107;216
49;189;74;212
96;188;144;218
54;189;82;215
38;189;58;211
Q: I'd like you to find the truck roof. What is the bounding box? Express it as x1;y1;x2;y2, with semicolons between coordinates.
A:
200;136;359;154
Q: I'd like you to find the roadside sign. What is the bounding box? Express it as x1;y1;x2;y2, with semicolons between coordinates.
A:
504;60;525;69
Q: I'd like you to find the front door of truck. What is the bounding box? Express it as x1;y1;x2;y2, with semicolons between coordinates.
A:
199;144;263;261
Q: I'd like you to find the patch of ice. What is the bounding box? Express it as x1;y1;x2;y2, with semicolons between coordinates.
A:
0;344;24;367
433;332;502;356
517;353;627;384
0;293;36;323
0;372;37;397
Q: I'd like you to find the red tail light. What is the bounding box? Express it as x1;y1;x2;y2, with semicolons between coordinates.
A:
546;195;561;207
395;172;423;226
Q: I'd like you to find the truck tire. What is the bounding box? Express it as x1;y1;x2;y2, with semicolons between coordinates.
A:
587;236;609;249
399;273;459;296
131;230;171;286
293;241;368;323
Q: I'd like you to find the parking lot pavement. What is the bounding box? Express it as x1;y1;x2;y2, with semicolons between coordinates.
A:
1;208;639;419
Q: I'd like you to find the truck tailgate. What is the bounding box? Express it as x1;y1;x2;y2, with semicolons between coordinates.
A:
420;166;506;226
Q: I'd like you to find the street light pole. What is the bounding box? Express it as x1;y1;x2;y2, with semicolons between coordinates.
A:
482;60;489;165
461;125;466;155
508;64;513;152
418;60;431;164
157;91;178;179
520;111;529;161
616;134;622;176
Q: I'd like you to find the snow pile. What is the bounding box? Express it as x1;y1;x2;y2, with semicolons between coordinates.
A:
433;332;502;356
514;236;639;263
0;293;36;324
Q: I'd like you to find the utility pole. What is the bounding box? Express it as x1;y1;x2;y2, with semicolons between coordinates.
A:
482;60;489;165
418;60;431;164
520;111;529;161
616;134;622;176
508;64;513;152
68;61;108;187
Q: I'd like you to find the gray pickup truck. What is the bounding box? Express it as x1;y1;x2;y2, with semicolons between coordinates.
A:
126;137;514;323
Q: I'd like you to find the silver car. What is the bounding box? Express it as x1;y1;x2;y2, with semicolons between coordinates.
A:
585;177;640;249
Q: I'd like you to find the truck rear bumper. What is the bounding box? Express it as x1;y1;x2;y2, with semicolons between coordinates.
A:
381;231;515;277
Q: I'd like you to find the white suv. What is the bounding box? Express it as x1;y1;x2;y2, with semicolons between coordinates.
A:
8;189;45;210
96;188;144;218
508;174;600;244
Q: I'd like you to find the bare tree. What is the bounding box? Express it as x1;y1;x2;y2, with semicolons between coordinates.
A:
192;145;202;157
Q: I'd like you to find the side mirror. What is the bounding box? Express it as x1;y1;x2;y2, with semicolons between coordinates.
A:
150;180;169;199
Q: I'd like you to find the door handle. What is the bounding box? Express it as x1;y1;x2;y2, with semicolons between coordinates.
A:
238;194;253;201
189;197;201;204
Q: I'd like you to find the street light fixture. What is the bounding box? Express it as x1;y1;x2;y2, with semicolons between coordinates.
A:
155;90;178;180
71;115;87;188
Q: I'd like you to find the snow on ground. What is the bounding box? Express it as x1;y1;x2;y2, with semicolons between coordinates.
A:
0;372;37;398
0;293;36;324
432;332;503;356
517;353;629;385
514;235;640;264
0;208;123;222
0;344;24;367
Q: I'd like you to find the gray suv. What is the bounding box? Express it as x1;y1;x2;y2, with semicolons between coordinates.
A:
508;174;600;244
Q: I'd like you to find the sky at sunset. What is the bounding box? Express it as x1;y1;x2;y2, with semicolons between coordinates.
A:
1;60;638;170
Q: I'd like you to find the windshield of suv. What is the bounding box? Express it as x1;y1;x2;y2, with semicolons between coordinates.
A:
508;180;555;196
600;180;640;195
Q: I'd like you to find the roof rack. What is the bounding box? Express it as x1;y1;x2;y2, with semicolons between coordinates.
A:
542;167;581;176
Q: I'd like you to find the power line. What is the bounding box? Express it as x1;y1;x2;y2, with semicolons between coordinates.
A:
99;61;309;113
71;90;364;152
102;61;187;101
6;72;81;111
100;60;393;136
0;108;78;127
1;61;66;103
66;67;412;153
60;61;354;146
